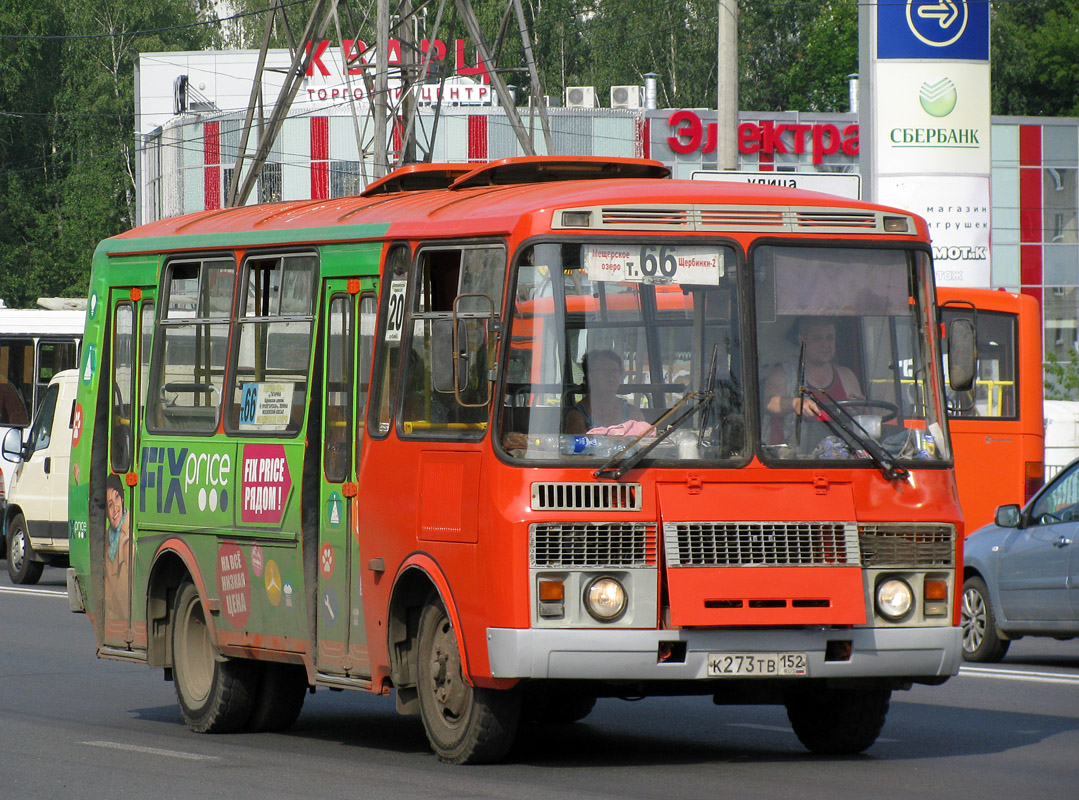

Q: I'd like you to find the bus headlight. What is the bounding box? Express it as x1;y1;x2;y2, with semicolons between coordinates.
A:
876;578;914;621
584;576;627;622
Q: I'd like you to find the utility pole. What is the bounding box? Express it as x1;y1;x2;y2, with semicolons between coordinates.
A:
716;0;738;170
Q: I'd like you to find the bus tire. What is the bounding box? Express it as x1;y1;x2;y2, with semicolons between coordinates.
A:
7;515;43;585
246;662;308;732
960;576;1010;662
416;595;521;764
784;684;891;755
171;581;257;733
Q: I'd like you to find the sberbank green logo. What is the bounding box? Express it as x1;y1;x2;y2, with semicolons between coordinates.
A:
919;76;957;117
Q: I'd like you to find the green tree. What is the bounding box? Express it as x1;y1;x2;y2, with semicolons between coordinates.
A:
739;0;857;113
1045;350;1079;400
991;0;1079;117
0;2;65;306
0;0;216;307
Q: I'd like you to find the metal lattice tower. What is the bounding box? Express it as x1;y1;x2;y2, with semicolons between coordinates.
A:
226;0;553;206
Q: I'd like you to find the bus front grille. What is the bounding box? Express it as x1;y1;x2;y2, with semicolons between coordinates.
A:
663;522;860;567
530;522;658;568
857;523;955;567
662;521;956;568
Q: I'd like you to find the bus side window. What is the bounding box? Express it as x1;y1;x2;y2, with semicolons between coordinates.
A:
231;253;316;435
0;337;31;426
324;294;352;483
149;258;233;433
356;292;376;455
369;245;410;438
399;245;504;436
111;302;134;472
140;303;154;418
36;338;78;402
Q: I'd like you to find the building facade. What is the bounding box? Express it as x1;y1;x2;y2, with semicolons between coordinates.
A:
136;104;1079;361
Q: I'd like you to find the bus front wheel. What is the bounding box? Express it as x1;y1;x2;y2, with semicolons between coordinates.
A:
415;596;521;764
784;684;891;755
171;581;257;733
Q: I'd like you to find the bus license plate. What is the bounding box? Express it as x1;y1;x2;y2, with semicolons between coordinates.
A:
707;652;808;677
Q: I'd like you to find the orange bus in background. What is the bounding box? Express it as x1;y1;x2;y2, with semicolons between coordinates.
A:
939;288;1044;532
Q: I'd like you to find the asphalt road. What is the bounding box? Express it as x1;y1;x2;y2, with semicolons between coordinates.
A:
3;566;1077;800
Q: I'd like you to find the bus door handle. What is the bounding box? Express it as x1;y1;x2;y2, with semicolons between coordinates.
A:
44;457;51;474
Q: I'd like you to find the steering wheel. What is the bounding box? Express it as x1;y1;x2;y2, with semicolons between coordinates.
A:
832;399;899;423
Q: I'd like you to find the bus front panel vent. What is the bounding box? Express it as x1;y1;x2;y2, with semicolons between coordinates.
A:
531;481;642;511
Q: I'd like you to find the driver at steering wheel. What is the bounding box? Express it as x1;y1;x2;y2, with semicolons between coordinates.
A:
763;316;864;449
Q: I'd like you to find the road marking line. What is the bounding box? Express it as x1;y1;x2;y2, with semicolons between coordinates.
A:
959;666;1079;685
0;586;67;598
726;723;792;733
80;741;219;761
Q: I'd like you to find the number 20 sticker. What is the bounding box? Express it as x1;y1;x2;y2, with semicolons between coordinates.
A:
384;280;407;342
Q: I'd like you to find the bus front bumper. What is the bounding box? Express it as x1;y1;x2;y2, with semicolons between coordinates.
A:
486;625;961;682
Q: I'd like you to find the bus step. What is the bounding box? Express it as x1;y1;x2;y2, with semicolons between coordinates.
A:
314;672;373;692
97;646;148;664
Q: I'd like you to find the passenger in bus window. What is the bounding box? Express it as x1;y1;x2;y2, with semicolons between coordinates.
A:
564;349;645;434
0;376;28;425
104;473;131;621
763;317;863;449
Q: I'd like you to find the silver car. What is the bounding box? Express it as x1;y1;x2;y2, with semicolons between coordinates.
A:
961;459;1079;661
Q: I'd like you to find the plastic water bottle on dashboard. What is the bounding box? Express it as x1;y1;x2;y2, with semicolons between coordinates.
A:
560;434;600;455
530;434;561;453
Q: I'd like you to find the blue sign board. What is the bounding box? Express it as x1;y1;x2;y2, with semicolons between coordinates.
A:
877;0;989;60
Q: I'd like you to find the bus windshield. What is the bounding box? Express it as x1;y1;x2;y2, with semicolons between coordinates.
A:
501;241;745;462
499;241;948;467
756;245;948;463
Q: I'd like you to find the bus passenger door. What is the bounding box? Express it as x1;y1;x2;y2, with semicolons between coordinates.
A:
102;290;155;650
315;282;377;678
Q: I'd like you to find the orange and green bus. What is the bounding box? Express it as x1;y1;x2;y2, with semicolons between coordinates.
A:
939;288;1044;532
68;156;972;763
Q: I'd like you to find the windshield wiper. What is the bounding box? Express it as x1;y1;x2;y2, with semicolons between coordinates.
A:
595;346;719;481
814;393;909;481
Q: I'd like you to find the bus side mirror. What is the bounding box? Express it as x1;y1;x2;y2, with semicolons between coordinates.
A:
994;504;1021;528
2;427;24;460
946;317;976;392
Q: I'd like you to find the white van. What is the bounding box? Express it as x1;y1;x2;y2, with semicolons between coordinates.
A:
0;306;83;531
2;369;78;584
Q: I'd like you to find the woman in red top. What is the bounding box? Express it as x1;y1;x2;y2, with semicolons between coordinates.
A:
763;317;863;448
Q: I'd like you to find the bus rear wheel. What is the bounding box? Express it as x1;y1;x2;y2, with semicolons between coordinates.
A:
171;581;257;733
7;515;43;585
784;684;891;755
416;596;520;764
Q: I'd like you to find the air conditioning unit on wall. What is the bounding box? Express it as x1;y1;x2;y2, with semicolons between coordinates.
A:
565;86;596;108
610;85;643;109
